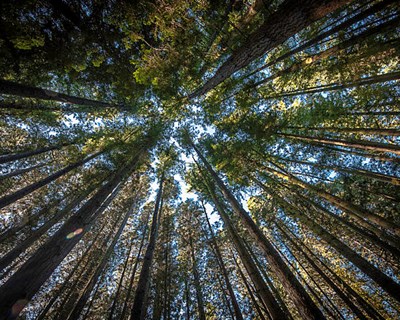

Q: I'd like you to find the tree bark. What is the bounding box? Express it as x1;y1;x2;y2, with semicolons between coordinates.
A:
191;141;324;320
243;0;397;79
198;164;286;320
0;148;145;319
0;183;98;271
131;174;164;320
0;142;70;165
189;0;351;98
67;199;136;319
188;231;206;320
120;210;150;320
203;207;243;320
278;222;383;320
0;150;103;210
0;79;126;109
270;188;400;303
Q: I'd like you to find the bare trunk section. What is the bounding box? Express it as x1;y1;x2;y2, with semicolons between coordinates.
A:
0;142;70;165
0;150;103;210
270;187;400;303
0;79;126;109
131;174;164;320
203;207;243;320
0;183;98;271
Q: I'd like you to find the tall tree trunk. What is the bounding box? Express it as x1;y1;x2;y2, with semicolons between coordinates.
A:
0;150;103;210
276;156;400;186
120;211;150;320
278;222;383;320
67;199;136;319
188;231;206;320
0;162;47;180
0;147;145;319
242;239;294;320
269;187;400;303
264;164;400;239
191;140;324;320
264;71;400;99
280;132;400;156
189;0;351;98
0;79;126;109
203;207;243;320
0;182;99;271
35;215;111;320
286;127;400;137
233;253;267;320
131;174;164;320
198;165;286;320
284;223;386;320
0;142;70;165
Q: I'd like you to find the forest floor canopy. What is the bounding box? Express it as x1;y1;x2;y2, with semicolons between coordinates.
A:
0;0;399;319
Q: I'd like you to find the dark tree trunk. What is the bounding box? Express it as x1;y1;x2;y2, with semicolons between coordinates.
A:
0;142;70;165
0;150;103;210
271;188;400;303
191;141;324;320
131;174;164;320
0;183;98;271
0;79;126;109
189;0;350;98
278;223;381;320
0;163;47;180
120;211;150;320
0;148;145;319
203;207;243;320
188;231;206;320
198;165;287;320
67;200;135;319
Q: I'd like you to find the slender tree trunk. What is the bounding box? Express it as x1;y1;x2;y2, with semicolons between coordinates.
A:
203;207;243;320
0;79;125;109
191;141;324;320
189;0;351;98
0;150;103;210
67;199;136;319
0;142;70;165
198;164;286;320
233;254;266;320
286;127;400;137
286;223;386;320
243;239;294;320
276;156;400;186
0;183;98;271
120;211;150;320
35;215;111;320
278;222;380;320
131;174;164;320
0;163;47;180
0;148;145;319
264;71;400;99
107;232;135;320
270;188;400;303
188;231;206;320
264;164;400;239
